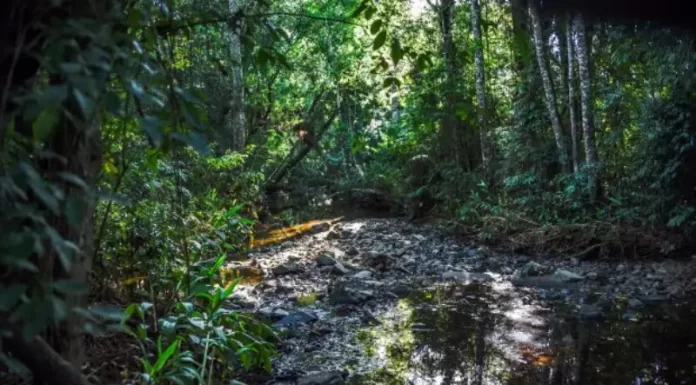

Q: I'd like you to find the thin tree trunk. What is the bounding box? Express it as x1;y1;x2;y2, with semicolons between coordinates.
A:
566;14;580;173
529;0;569;172
471;0;492;168
555;16;569;120
226;0;246;151
573;12;599;200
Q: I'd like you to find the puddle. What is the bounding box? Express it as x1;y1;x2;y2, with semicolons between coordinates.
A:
343;284;696;385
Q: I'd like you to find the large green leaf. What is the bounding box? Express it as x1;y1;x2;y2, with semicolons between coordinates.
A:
373;31;387;50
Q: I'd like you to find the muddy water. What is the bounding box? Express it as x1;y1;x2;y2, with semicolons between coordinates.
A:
346;284;696;385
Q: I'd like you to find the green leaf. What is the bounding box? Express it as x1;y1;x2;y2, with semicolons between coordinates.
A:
370;19;383;35
365;6;377;20
0;284;27;311
57;172;87;189
142;116;164;146
351;0;369;18
171;132;210;155
60;62;82;74
223;277;242;299
72;88;94;120
0;353;31;377
53;280;88;295
373;31;387;50
33;106;61;141
390;38;405;66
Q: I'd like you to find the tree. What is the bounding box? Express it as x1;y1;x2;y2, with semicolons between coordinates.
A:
226;0;247;151
573;12;599;199
471;0;492;168
529;0;569;172
566;13;581;173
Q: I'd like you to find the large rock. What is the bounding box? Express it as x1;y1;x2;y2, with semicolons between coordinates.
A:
297;371;346;385
553;269;584;282
308;222;331;234
517;261;550;277
328;283;373;305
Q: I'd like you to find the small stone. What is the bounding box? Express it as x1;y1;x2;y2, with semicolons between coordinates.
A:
272;263;300;276
297;371;346;385
273;309;290;318
442;271;492;283
353;270;372;279
346;246;360;256
617;263;626;272
275;311;318;326
325;230;340;240
501;266;514;274
579;304;602;319
316;253;337;266
392;284;412;298
570;257;580;267
332;262;351;275
362;310;381;326
518;261;548;277
308;222;331;234
628;298;644;308
586;272;598;280
340;229;353;239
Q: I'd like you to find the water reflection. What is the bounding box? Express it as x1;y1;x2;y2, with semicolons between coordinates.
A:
350;283;696;385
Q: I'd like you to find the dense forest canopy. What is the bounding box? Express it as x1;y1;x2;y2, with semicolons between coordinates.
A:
1;0;695;384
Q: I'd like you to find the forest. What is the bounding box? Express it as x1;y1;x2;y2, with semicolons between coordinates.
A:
1;0;696;384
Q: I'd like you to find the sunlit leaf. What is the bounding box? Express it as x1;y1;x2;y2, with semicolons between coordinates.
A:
373;31;387;50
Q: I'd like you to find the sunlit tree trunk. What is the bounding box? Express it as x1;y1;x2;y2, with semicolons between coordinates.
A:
566;14;581;173
573;13;599;200
529;0;569;172
226;0;246;151
471;0;492;168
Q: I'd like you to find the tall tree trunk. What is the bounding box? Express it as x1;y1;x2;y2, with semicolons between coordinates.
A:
555;16;569;120
566;14;581;173
573;12;599;200
529;0;569;172
471;0;492;168
437;0;465;167
226;0;246;151
510;0;530;76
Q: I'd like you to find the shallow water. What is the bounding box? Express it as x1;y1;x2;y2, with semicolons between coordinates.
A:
347;283;696;385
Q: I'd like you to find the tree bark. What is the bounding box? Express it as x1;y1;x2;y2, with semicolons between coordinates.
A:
3;335;91;385
226;0;246;151
437;0;465;167
573;12;599;200
471;0;492;168
566;14;580;173
529;0;569;172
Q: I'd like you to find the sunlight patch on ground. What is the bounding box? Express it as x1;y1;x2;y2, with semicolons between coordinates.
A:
250;217;342;248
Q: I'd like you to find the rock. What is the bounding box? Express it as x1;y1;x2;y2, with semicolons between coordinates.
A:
332;262;351;275
297;371;346;385
512;275;575;288
309;222;331;234
346;246;360;256
617;263;626;272
579;304;602;319
325;230;340;240
272;263;300;276
340;229;353;239
362;310;381;326
570;257;580;267
392;284;412;298
275;311;318;327
501;266;514;274
316;252;337;267
586;272;598;280
553;269;584;282
640;294;669;303
442;271;492;284
628;298;644;308
517;261;549;277
353;270;372;279
329;284;372;305
667;284;684;298
273;309;290;318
